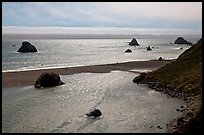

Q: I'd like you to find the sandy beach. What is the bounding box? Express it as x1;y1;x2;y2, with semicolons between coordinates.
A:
2;60;172;88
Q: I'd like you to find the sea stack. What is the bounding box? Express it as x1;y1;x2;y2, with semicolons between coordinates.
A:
146;46;152;51
174;37;192;45
158;57;163;61
17;41;38;53
129;38;139;46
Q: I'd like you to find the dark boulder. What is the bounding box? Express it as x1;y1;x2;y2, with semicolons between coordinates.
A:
129;38;139;46
158;57;163;61
174;37;192;45
133;72;146;83
125;49;132;53
146;46;152;51
17;41;38;53
86;108;102;117
34;72;65;88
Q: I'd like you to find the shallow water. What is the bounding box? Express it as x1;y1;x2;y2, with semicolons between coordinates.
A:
2;71;185;133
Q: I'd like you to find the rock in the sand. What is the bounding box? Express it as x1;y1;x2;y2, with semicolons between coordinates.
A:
34;72;65;88
176;108;180;112
125;49;132;53
129;38;139;46
157;125;162;129
174;37;192;45
17;41;38;53
86;108;102;117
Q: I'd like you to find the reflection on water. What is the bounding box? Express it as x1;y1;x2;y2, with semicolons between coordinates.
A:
2;71;185;133
2;38;194;72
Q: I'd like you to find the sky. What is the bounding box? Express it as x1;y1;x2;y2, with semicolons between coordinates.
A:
2;2;202;35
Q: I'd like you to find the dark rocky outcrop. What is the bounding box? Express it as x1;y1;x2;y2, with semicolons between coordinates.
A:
174;37;192;45
129;38;139;46
86;108;102;117
17;41;38;53
34;72;65;88
133;39;202;133
125;49;132;53
133;72;146;84
146;46;152;51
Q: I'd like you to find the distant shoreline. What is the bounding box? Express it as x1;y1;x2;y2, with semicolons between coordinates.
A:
2;60;173;88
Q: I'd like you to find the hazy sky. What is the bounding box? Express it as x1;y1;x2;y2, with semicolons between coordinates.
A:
2;2;202;35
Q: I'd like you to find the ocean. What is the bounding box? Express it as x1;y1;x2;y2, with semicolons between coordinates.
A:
2;35;200;72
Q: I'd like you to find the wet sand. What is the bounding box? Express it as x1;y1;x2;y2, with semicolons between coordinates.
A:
2;60;172;88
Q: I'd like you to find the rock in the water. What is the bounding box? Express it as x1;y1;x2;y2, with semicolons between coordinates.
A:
158;57;163;61
34;72;65;88
17;41;38;53
129;38;139;46
125;49;132;53
174;37;192;45
86;108;102;117
146;46;152;51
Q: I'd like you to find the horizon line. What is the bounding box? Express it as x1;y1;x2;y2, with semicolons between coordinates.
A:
2;26;202;36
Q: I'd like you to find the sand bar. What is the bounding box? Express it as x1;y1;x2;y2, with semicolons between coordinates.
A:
2;60;173;88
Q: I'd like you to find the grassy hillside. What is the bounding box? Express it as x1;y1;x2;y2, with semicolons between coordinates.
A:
146;39;202;95
133;38;202;133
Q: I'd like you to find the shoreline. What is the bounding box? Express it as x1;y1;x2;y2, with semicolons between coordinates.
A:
2;60;172;88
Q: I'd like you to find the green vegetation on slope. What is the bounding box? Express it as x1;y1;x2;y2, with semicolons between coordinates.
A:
133;38;202;133
145;39;202;95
